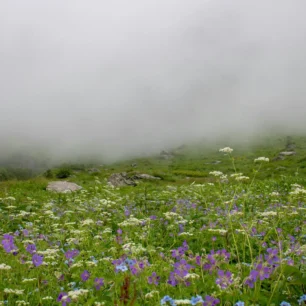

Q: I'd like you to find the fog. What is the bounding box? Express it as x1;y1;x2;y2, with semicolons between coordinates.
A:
1;0;306;163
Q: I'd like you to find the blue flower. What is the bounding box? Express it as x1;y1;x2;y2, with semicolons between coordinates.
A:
280;302;291;306
116;263;128;272
298;294;306;305
161;295;176;306
190;295;204;305
235;302;244;306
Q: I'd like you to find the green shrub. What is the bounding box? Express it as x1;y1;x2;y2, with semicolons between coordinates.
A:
43;169;54;179
55;168;72;179
0;168;12;181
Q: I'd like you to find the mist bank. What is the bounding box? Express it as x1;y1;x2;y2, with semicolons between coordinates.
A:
1;0;306;164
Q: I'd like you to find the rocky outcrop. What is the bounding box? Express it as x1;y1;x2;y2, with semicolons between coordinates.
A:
108;173;137;187
108;172;161;187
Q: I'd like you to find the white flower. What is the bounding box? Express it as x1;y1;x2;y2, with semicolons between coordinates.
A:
270;192;280;197
290;187;306;196
22;278;37;283
184;273;200;280
219;147;233;153
42;297;53;300
81;219;94;226
68;289;89;300
5;197;16;201
145;291;159;299
4;288;24;295
208;229;228;234
174;299;192;305
230;173;243;177
209;171;224;177
259;211;277;217
254;157;269;162
16;301;29;306
235;176;250;181
0;264;12;270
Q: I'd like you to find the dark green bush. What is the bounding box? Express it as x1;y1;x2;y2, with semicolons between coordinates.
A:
55;168;72;179
44;169;54;179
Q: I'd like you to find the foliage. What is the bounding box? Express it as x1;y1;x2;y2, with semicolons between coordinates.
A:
55;168;72;179
0;145;305;305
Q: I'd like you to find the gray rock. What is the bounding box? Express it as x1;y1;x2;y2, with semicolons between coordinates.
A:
88;168;101;174
273;155;285;161
205;160;221;165
279;151;296;156
108;173;136;187
47;181;82;193
160;150;174;160
131;163;137;168
286;144;296;151
276;167;286;170
133;173;161;180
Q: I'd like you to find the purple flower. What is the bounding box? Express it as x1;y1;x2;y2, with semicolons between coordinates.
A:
32;254;43;267
202;295;220;306
203;254;216;274
64;249;79;259
81;270;90;282
265;248;279;265
2;234;17;253
215;270;233;289
216;249;230;261
94;277;104;290
26;243;36;255
167;271;179;286
57;292;71;306
148;272;160;285
252;263;271;281
244;276;255;288
173;259;194;277
171;241;189;260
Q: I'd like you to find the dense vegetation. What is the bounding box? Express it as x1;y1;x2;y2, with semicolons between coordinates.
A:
0;136;305;305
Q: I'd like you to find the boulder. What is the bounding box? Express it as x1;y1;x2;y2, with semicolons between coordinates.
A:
108;173;136;187
47;181;82;193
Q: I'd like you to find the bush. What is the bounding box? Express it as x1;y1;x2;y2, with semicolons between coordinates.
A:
55;168;72;179
0;168;12;181
0;168;33;181
43;169;54;179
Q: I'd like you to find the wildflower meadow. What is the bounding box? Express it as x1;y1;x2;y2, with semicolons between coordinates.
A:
0;147;305;305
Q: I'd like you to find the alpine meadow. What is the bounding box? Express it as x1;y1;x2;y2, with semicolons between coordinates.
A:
0;1;306;305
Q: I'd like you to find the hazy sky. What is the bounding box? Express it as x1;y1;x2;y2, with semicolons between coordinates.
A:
1;0;306;161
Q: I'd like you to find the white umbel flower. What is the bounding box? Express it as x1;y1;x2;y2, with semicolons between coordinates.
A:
219;147;233;153
254;157;269;162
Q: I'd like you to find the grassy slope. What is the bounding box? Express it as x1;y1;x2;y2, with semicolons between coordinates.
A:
1;135;306;201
